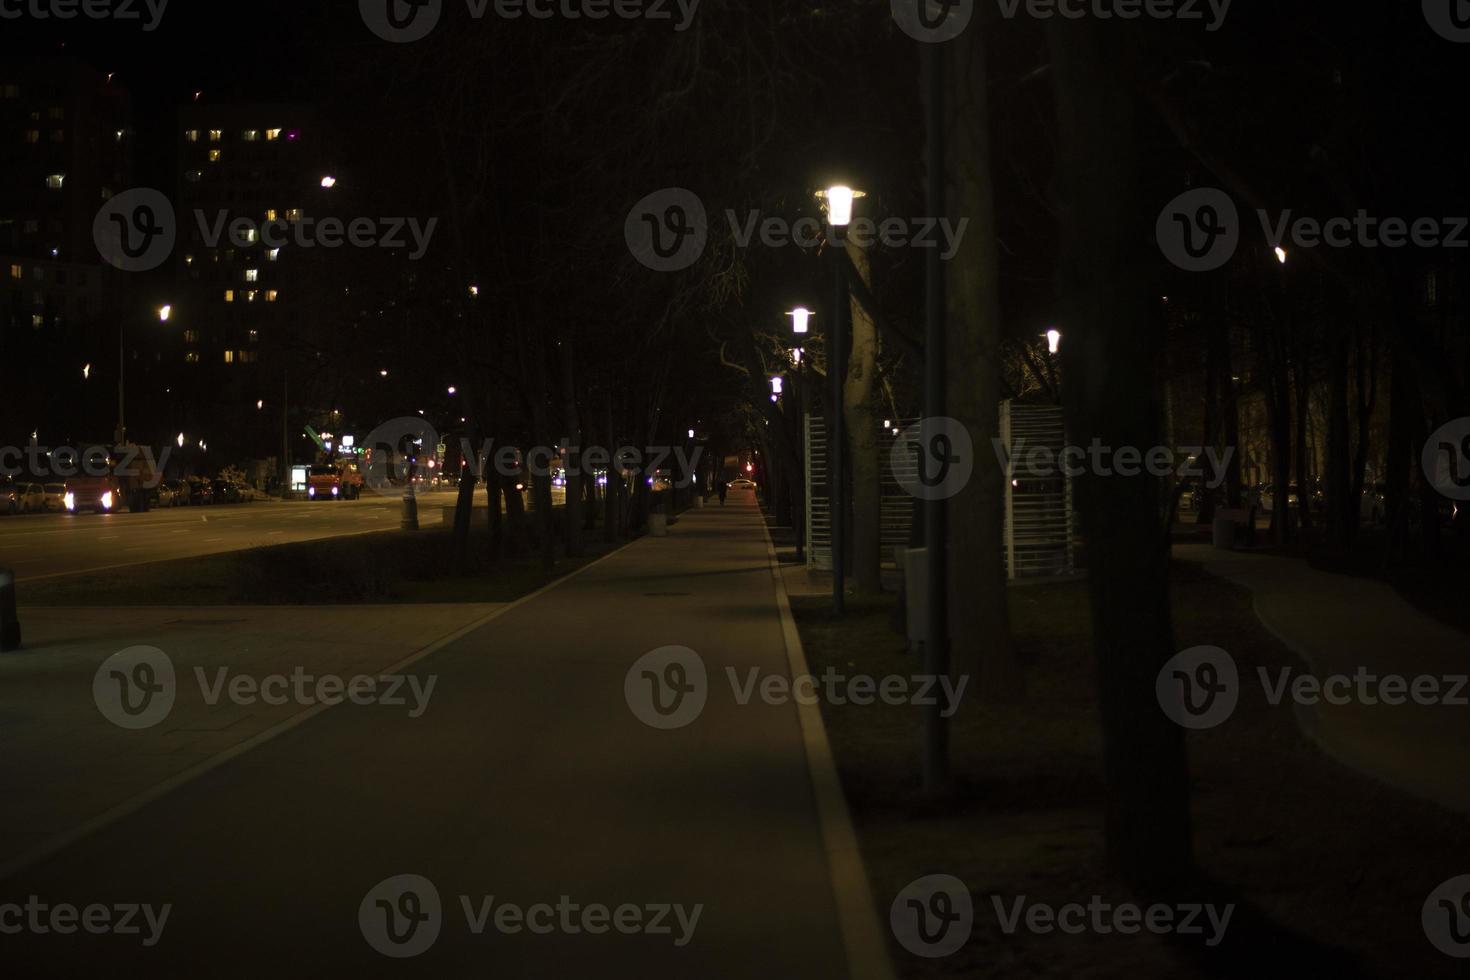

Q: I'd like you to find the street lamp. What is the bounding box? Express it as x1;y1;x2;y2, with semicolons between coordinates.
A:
817;184;863;614
770;376;783;396
788;307;814;335
157;305;172;322
1047;328;1062;354
1274;246;1288;264
320;175;337;189
117;304;174;445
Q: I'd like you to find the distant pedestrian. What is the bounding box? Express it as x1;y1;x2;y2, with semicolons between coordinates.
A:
717;481;728;506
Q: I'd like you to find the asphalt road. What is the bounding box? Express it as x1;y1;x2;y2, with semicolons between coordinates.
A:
0;492;460;580
0;493;853;977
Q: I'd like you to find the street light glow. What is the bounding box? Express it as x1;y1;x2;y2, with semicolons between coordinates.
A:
447;386;457;395
770;376;783;395
157;305;172;322
818;185;864;227
1275;246;1288;264
82;363;90;379
176;433;184;447
788;307;813;334
320;175;337;188
1047;328;1062;354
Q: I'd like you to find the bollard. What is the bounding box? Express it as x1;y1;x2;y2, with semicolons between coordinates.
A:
401;490;419;531
0;567;20;652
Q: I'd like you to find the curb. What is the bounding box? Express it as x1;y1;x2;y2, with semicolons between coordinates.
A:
757;512;898;980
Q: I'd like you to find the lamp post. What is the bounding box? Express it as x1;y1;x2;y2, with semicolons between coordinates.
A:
787;316;811;564
818;186;862;615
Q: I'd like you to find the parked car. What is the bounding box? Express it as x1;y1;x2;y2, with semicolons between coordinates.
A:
14;482;44;513
186;478;213;506
211;479;240;504
728;477;757;490
154;482;179;508
164;480;190;506
0;479;20;515
42;483;66;512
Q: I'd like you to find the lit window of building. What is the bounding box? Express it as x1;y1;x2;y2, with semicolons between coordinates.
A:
267;248;280;261
243;228;258;243
184;255;194;266
285;208;301;222
24;129;38;143
31;314;43;328
209;129;222;142
265;209;278;221
266;128;282;141
224;290;235;302
8;264;20;280
183;330;199;343
265;290;279;302
185;129;199;142
244;269;259;282
245;290;258;303
44;173;64;189
209;149;221;162
185;351;199;363
242;129;259;142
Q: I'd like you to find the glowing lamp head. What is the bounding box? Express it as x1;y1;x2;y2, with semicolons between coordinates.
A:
157;305;172;322
788;307;813;334
819;185;864;228
1046;329;1062;354
1275;246;1288;264
770;376;783;395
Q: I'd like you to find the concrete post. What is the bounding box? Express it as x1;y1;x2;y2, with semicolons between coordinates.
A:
0;567;20;652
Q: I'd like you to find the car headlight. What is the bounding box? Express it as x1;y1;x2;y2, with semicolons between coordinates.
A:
331;486;339;497
64;492;75;511
101;491;113;510
308;486;316;498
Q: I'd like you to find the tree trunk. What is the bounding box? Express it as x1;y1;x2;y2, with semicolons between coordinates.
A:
944;24;1019;700
560;343;585;558
1047;17;1192;888
843;242;884;597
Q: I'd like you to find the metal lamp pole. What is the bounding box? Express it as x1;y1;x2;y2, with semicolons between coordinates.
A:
829;245;847;615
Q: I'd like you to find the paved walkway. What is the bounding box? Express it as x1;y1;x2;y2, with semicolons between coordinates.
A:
0;491;881;977
1178;543;1470;813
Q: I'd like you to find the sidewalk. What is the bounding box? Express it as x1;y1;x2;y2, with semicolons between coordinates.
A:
1177;543;1470;813
0;491;886;978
